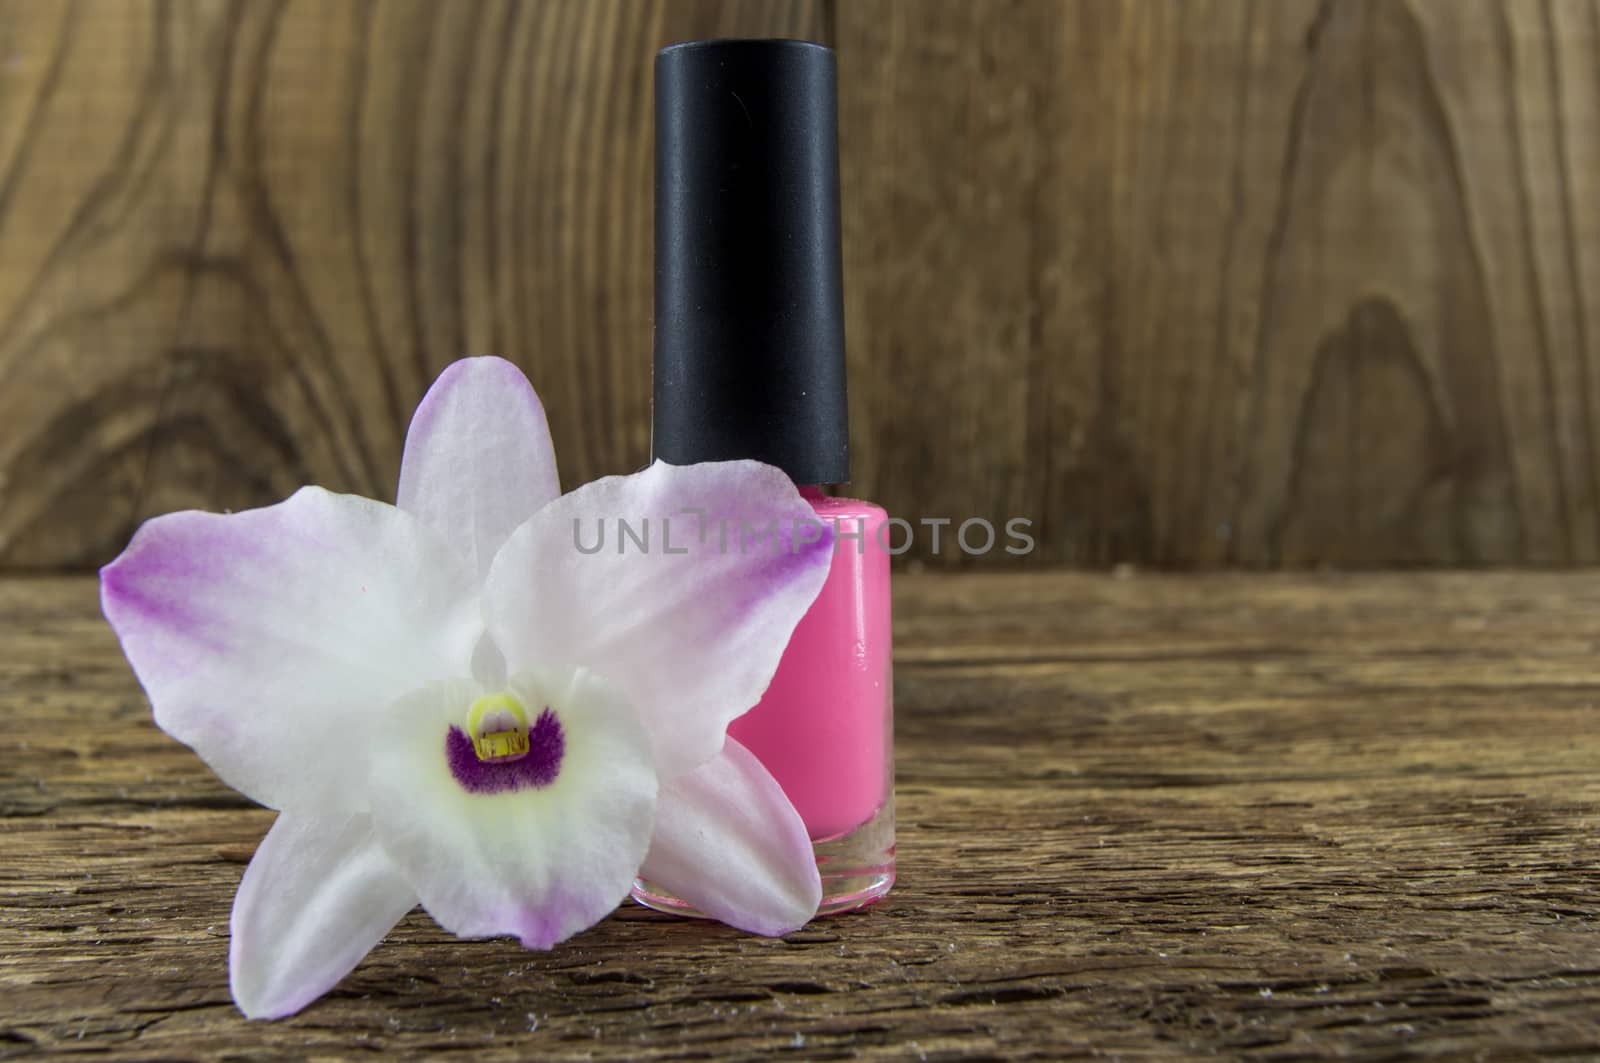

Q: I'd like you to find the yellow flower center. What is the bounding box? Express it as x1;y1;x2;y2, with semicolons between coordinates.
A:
466;692;530;763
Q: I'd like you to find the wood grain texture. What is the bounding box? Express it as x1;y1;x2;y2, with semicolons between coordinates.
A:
0;0;1598;568
838;0;1600;566
5;571;1600;1058
0;0;825;570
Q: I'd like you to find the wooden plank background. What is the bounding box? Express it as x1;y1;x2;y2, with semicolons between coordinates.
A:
9;570;1600;1055
0;0;1596;569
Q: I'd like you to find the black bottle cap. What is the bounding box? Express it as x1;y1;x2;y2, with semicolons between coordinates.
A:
653;39;850;485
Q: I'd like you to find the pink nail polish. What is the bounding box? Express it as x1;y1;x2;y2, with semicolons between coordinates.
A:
636;39;895;916
726;487;894;911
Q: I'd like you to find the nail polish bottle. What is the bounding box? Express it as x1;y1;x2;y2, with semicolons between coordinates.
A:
635;38;894;914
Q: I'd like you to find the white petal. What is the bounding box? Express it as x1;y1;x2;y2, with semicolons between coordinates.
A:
230;812;417;1019
639;738;821;935
100;487;482;814
367;670;657;948
483;460;832;780
397;357;561;579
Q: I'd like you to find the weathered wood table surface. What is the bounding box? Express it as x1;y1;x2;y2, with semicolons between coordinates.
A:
4;571;1599;1059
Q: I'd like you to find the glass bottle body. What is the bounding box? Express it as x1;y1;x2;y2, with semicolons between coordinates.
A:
632;488;894;916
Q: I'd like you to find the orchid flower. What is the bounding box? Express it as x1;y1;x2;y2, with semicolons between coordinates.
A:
100;357;834;1019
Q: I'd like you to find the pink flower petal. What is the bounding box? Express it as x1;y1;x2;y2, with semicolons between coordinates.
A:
483;460;833;781
230;812;418;1019
366;670;657;948
100;487;482;814
640;738;821;935
397;357;561;579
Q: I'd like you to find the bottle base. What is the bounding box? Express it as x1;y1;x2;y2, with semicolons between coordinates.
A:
632;799;894;919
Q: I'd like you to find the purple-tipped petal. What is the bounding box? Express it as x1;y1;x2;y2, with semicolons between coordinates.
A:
100;487;482;814
398;357;561;578
483;460;833;781
367;670;657;948
639;738;821;935
230;812;417;1019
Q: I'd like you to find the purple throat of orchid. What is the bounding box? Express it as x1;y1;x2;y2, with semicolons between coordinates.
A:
446;695;565;794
